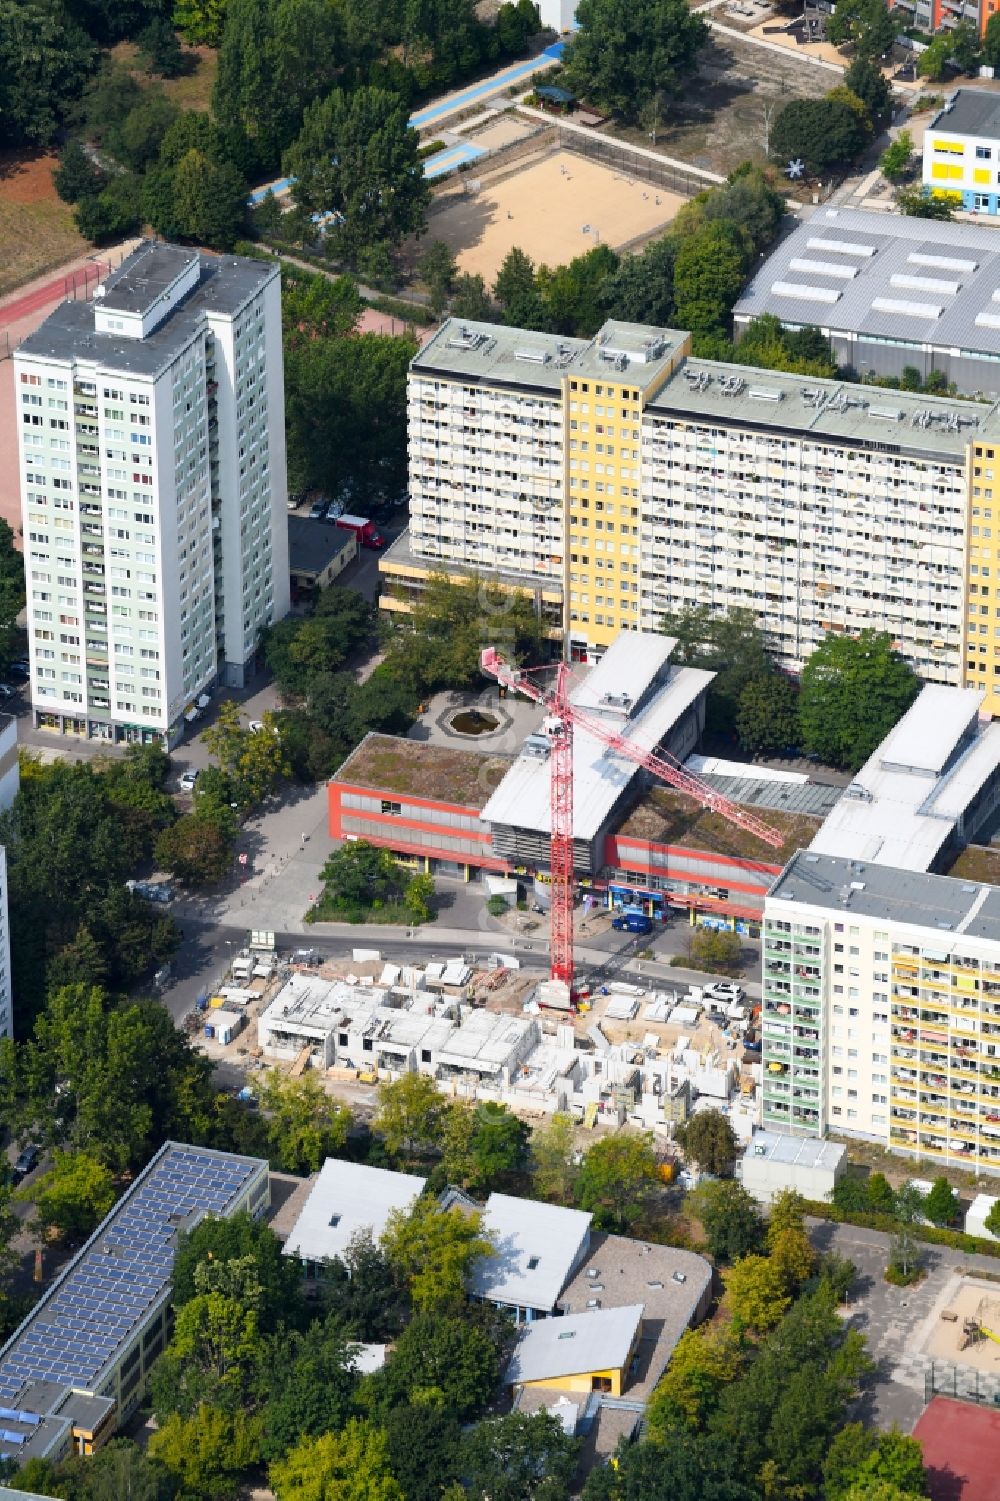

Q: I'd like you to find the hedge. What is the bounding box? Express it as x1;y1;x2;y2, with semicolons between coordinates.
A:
801;1197;1000;1258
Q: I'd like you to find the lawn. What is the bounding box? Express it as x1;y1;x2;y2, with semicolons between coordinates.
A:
111;41;219;114
0;152;90;298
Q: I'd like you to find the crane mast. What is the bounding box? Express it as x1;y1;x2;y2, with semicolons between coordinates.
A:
481;647;785;995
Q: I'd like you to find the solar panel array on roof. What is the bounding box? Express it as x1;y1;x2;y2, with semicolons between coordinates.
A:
0;1146;263;1402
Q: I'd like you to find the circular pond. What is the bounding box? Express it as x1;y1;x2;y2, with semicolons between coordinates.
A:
449;708;500;737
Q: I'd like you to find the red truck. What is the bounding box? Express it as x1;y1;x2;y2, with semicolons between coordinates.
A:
336;514;386;550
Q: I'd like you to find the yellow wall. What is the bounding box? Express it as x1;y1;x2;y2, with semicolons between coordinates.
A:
931;162;963;181
964;442;1000;716
521;1366;625;1397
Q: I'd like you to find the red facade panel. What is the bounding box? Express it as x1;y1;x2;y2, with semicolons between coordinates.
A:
328;781;505;871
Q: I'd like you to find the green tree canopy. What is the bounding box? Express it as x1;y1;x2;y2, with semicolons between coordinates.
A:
0;0;95;146
843;55;893;127
461;1411;579;1501
735;672;800;755
149;1403;262;1500
381;1195;493;1311
383;572;545;697
23;1150;116;1242
270;1418;403;1501
563;0;708;123
173;1211;305;1331
770;95;870;176
260;1315;360;1460
646;1324;744;1436
825;0;896;58
322;1229;411;1340
691;1180;763;1263
880;130;914;183
285;86;429;264
798;629;920;770
674;1108;738;1176
376;1072;446;1158
530;1111;578;1203
922;1176;959;1227
252;1070;352;1173
575;1131;659;1231
673;221;750;335
368;1309;502;1419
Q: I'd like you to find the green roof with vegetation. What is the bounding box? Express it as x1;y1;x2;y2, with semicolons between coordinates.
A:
333;732;513;808
617;787;822;864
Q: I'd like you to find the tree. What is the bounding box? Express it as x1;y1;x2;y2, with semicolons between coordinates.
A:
984;1198;1000;1238
173;0;228;45
951;19;982;70
403;872;436;924
843;56;892;128
111;93;179;171
149;1404;263;1500
376;1073;446;1158
152;1289;265;1418
661;605;776;738
321;1229;410;1339
25;1150;115;1241
897;185;954;220
825;1424;929;1501
265;583;371;699
384;1404;462;1501
867;1173;897;1215
798;629;920;771
0;0;95;147
735;673;800;755
285;87;429;264
169;147;248;250
674;1109;738;1176
270;1419;403;1501
691;1180;763;1263
916;34;952;80
646;1325;743;1435
770;96;869;176
74;176;144;243
530;1111;578;1203
536;243;619;337
203;700;289;809
314;840;404;919
451;272;495;320
575;1132;659;1231
54;140;105;204
381;1196;493;1311
563;0;708;123
600;235;677;327
725;1254;791;1331
825;0;896;59
493;247;547;329
253;1070;352;1173
63;1437;176;1500
922;1176;959;1227
136;15;185;75
420;240;458;317
173;1211;305;1332
766;1187;808;1242
880;131;913;183
461;1411;579;1501
383;572;544;697
686;925;742;973
768;1226;816;1295
155;811;235;888
985;8;1000;70
260;1317;359;1461
370;1310;501;1419
673;221;749;335
465;1101;529;1190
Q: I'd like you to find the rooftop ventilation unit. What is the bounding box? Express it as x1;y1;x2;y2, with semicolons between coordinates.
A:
867;405;902;422
748;387;783;402
447;325;489;352
718;375;745;397
514;348;550;365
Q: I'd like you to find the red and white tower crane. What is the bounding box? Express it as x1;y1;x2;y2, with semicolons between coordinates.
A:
481;647;785;997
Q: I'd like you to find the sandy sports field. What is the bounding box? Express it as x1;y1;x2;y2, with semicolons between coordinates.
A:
430;149;683;281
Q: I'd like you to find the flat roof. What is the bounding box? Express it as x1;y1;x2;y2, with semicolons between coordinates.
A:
616;786;822;863
434;1010;536;1073
469;1194;592;1312
482;634;713;841
768;850;1000;945
98;241;199;316
333;731;513;809
287;516;356;577
648;355;998;456
282;1159;426;1264
734;207;1000;374
557;1233;712;1397
930;89;1000;141
260;973;364;1033
808;686;999;872
947;844;1000;884
380;528;564;605
505;1303;644;1385
412;317;685;396
744;1130;845;1171
17;246;277;380
0;1143;266;1405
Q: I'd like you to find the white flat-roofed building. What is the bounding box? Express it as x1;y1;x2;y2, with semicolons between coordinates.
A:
282;1159;426;1272
739;1130;846;1204
482;631;713;874
808;686;1000;873
434;1010;540;1079
922;92;1000;219
966;1192;999;1240
761;849;1000;1175
14;240;290;746
469;1193;592;1321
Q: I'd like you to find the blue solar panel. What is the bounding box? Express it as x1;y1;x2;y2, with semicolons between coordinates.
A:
0;1146;263;1391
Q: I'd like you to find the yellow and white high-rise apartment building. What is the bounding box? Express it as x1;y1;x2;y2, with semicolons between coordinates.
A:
379;316;1000;714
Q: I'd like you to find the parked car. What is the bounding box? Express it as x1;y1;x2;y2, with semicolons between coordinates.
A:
308;499;327;520
324;499;345;522
0;684;16;700
12;1145;39;1183
703;982;744;1004
7;660;29;680
178;769;199;792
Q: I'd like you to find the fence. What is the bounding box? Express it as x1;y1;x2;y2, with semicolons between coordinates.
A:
924;1360;1000;1408
555;126;724;199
